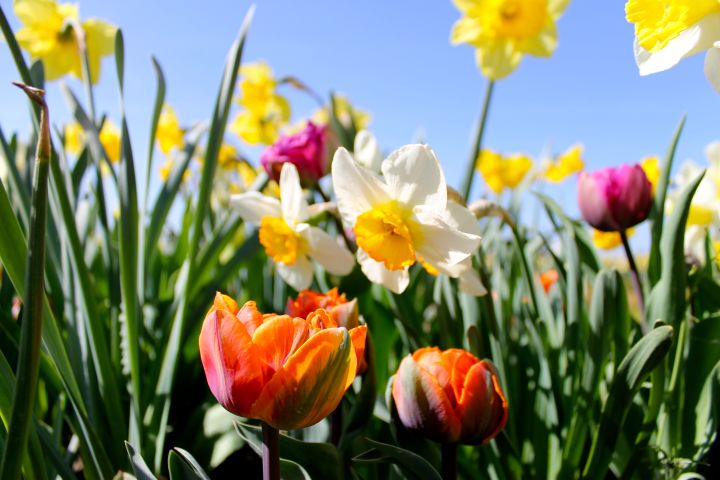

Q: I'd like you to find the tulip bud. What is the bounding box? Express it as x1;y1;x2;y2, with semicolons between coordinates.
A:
577;164;653;232
392;347;508;445
199;293;357;430
261;121;327;186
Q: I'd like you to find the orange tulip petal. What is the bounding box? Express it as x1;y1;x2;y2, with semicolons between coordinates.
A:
251;314;310;372
213;292;239;314
199;309;267;417
444;349;479;406
392;354;462;443
414;347;456;407
455;361;508;444
307;308;339;330
349;325;368;375
236;301;265;336
251;328;356;430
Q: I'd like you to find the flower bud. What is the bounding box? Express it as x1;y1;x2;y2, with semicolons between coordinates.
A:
261;121;327;186
392;347;508;445
577;164;653;232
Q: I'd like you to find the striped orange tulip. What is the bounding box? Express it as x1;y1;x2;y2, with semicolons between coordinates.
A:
286;288;367;374
199;293;357;430
392;347;508;445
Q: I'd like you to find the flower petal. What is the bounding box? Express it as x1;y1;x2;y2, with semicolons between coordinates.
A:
476;39;523;80
332;147;391;226
230;191;281;225
354;130;384;173
455;361;508;444
251;314;310;372
704;43;720;93
300;225;355;276
357;248;410;294
382;144;447;209
414;206;481;266
280;163;310;225
276;255;314;291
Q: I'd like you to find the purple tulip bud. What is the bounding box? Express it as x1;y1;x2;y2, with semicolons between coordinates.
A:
261;121;327;186
577;164;653;232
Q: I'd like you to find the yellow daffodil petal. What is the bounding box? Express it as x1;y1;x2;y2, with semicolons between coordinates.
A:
641;155;661;194
259;216;308;265
99;120;121;164
544;144;584;183
64;122;84;155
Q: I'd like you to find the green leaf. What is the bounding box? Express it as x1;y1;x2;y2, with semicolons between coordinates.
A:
693;360;720;457
583;325;674;479
353;438;442;480
125;442;157;480
167;448;211;480
279;459;313;480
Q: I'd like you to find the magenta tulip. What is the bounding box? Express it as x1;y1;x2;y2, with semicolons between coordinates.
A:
261;121;327;186
577;164;653;232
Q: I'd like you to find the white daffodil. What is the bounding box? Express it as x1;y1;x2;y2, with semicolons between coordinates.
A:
231;162;354;290
353;130;383;173
626;0;720;93
332;143;482;294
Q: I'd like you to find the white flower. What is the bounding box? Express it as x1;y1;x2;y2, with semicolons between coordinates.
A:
332;143;482;294
353;130;383;173
231;163;354;290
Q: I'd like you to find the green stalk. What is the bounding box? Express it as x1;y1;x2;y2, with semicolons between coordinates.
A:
620;229;646;327
0;83;51;480
441;442;457;480
459;80;495;201
262;423;280;480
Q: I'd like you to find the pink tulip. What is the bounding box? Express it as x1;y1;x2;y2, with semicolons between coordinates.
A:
261;121;327;185
577;164;653;232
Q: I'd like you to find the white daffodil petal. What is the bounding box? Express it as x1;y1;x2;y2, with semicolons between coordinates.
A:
357;249;409;294
635;13;720;76
458;269;487;296
276;255;314;291
230;192;282;225
354;130;384;173
414;206;481;267
704;44;720;93
332;147;391;226
446;201;482;237
280;163;309;226
382;144;447;209
300;225;355;276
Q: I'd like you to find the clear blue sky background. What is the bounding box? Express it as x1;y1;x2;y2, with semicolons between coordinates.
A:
0;0;717;228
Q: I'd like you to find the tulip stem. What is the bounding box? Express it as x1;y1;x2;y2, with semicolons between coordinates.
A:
330;404;343;446
441;442;458;480
620;229;646;325
262;423;280;480
460;80;495;202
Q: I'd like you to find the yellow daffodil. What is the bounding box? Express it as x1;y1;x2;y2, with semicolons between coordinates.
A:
159;158;190;184
476;149;533;193
231;163;354;290
64;122;84;155
156;105;184;155
626;0;720;93
640;155;661;194
450;0;570;79
313;94;371;131
99;120;121;164
332;144;482;294
544;143;584;182
14;0;116;83
230;62;290;145
592;228;635;250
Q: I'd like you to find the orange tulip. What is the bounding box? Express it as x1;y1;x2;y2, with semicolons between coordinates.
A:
540;269;559;293
392;347;507;445
199;293;357;430
286;288;368;374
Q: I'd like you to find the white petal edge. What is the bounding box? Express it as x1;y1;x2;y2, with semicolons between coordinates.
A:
357;249;409;294
331;147;391;227
382;144;447;209
299;225;355;276
446;201;482;237
354;130;384;173
413;206;482;267
704;43;720;94
439;260;487;296
276;255;314;291
280;163;309;226
230;192;282;225
635;13;720;76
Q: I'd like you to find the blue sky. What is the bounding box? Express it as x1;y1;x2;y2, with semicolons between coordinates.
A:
0;0;718;222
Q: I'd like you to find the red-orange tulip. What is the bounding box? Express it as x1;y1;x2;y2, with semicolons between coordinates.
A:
199;293;357;430
540;269;559;293
392;347;508;445
286;288;367;374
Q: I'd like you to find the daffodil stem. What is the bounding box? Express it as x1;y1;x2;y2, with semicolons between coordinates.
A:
0;84;51;480
262;423;280;480
441;442;458;480
460;80;495;202
620;229;646;324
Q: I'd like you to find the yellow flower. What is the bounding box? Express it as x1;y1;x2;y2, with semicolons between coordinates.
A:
231;62;290;145
64;122;84;155
218;143;239;170
159;159;190;184
640;155;661;194
14;0;116;83
626;0;720;93
592;228;635;250
313;94;371;131
476;149;533;193
156;105;184;155
99;120;121;164
450;0;570;79
544;143;584;182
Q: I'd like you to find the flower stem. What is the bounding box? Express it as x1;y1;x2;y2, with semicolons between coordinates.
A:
460;80;495;202
262;422;280;480
330;403;343;446
441;442;458;480
620;229;646;325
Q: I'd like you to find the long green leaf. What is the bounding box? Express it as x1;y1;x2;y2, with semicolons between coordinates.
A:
167;449;211;480
353;438;442;480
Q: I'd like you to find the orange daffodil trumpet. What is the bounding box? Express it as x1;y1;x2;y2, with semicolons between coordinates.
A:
332;145;482;294
199;294;362;430
231;163;354;291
